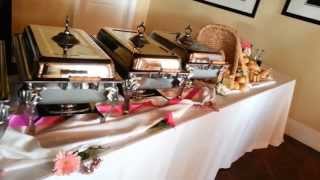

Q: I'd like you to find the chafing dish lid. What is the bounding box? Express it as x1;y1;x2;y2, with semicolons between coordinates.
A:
101;27;177;58
152;31;221;54
29;25;111;61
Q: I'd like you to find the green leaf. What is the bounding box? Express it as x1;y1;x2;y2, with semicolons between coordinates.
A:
78;151;90;161
151;120;170;130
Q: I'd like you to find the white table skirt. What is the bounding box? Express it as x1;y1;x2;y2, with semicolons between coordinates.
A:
1;71;295;180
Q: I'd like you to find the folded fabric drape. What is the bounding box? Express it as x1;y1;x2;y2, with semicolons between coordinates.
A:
0;100;195;178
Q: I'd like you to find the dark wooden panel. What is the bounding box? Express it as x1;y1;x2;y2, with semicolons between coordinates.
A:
0;0;11;41
0;0;13;73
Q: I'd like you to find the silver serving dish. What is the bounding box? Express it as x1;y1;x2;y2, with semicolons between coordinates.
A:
15;24;116;81
13;20;123;115
150;25;228;80
96;23;189;90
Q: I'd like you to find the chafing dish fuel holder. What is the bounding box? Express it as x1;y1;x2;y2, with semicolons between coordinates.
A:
151;25;228;81
96;23;189;91
13;19;122;116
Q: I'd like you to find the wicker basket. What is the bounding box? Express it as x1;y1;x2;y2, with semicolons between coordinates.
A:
197;24;242;75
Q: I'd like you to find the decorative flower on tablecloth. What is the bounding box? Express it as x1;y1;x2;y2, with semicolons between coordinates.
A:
80;158;103;174
53;146;106;176
53;151;81;176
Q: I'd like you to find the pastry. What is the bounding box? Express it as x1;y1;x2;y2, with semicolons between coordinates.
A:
240;83;250;92
233;82;240;90
236;76;247;84
260;68;271;79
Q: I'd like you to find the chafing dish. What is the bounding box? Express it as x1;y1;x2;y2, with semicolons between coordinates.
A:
12;19;122;116
96;23;189;91
150;25;228;81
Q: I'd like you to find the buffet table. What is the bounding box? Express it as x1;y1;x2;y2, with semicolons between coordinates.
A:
0;70;295;180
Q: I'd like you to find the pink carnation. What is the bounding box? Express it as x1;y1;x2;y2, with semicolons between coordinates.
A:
241;40;252;49
53;151;81;176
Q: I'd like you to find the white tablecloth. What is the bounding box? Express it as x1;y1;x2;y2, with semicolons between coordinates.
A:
0;71;295;180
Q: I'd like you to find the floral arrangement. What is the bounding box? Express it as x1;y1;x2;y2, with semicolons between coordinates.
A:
52;112;178;177
53;146;105;176
52;112;177;176
241;40;253;57
53;151;81;176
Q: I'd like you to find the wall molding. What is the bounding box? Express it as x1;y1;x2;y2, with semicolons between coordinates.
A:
286;118;320;152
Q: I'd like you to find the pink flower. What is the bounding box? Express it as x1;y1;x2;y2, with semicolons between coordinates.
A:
165;112;176;127
241;40;252;49
53;151;81;176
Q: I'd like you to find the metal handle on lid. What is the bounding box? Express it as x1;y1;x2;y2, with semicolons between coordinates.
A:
176;25;194;45
130;22;148;48
52;16;80;50
184;25;193;37
137;22;146;35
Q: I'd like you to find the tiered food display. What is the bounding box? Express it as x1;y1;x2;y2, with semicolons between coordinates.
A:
219;41;273;93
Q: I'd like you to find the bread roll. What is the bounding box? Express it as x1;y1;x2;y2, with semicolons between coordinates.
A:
233;82;240;90
236;76;246;84
240;83;250;92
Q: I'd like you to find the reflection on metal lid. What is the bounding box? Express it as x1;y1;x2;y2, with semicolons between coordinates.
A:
102;27;175;57
39;63;114;79
30;25;110;60
189;52;225;64
133;57;181;72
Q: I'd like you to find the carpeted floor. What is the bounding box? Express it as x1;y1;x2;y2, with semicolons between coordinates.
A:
215;136;320;180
